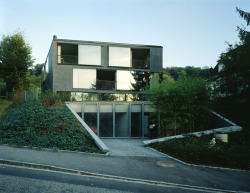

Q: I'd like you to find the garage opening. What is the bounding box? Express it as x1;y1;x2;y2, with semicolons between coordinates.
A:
68;102;157;138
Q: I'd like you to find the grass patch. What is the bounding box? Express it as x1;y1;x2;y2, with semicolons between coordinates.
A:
0;100;102;153
148;131;250;170
0;97;12;118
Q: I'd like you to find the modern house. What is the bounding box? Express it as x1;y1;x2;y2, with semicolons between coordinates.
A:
42;36;163;138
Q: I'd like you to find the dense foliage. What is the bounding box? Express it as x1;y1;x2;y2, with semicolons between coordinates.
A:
148;131;250;170
0;31;34;92
215;8;250;99
0;97;12;118
164;66;214;81
149;76;211;136
0;101;101;153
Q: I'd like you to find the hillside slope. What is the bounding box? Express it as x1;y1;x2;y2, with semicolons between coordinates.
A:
0;101;101;153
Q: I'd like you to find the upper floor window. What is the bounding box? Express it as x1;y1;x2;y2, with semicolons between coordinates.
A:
78;45;101;65
109;47;150;69
117;70;135;90
131;48;150;69
73;69;96;89
109;47;130;67
58;44;78;64
58;44;101;65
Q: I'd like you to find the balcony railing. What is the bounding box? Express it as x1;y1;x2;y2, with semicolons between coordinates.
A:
58;55;78;64
96;80;116;90
131;59;150;69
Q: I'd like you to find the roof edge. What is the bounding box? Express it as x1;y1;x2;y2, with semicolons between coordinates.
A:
54;38;163;48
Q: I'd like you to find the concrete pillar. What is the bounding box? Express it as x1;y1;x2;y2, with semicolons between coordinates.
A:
101;45;109;68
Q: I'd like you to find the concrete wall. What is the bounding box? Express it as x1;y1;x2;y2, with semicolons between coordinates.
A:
143;111;242;146
42;42;53;90
150;47;163;72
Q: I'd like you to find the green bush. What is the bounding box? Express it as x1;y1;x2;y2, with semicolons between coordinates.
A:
0;101;101;153
149;77;211;136
148;132;250;170
0;81;6;96
40;90;71;106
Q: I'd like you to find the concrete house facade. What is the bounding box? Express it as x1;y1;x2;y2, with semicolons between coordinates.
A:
42;36;163;138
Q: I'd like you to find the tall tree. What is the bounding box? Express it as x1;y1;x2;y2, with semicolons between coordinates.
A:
131;71;150;101
0;31;34;92
216;8;250;97
30;63;44;76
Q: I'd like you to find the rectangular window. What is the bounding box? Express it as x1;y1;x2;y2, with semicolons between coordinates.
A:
99;104;113;137
109;47;130;67
115;104;129;137
96;70;116;90
73;69;96;89
117;71;135;90
58;44;78;64
131;104;142;137
144;104;157;138
78;45;101;65
131;48;150;69
84;104;98;134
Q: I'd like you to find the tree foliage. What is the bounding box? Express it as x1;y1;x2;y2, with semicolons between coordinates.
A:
149;77;210;137
0;31;34;92
30;63;43;76
131;71;150;101
164;66;214;81
215;8;250;98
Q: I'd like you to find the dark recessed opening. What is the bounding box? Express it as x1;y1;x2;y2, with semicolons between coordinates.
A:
96;70;116;90
59;44;78;64
131;48;150;69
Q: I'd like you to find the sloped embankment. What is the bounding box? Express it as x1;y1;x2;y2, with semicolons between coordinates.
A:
0;101;101;153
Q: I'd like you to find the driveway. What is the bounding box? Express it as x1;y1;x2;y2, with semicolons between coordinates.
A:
101;138;165;157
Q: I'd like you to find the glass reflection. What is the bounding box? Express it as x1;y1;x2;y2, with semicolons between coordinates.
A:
73;69;96;89
115;104;129;137
99;104;113;137
84;104;98;134
78;45;101;65
109;47;130;67
117;71;135;90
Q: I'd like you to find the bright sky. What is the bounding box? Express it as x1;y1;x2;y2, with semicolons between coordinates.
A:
0;0;249;68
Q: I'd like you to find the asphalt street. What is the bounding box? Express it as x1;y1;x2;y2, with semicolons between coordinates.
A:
0;144;250;193
0;164;216;193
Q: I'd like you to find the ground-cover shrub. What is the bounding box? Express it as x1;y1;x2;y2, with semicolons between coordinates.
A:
40;90;71;106
149;77;211;137
0;97;12;118
148;131;250;170
0;100;102;153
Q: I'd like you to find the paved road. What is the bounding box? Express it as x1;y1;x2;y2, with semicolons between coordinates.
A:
0;164;211;193
101;138;164;157
0;144;249;192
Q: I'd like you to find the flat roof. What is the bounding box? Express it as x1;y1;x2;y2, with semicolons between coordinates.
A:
55;38;162;48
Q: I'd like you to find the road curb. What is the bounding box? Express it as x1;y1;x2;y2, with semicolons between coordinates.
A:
0;159;241;193
0;144;109;157
147;147;249;172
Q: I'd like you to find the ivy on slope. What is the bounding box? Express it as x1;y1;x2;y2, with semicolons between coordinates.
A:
0;101;101;153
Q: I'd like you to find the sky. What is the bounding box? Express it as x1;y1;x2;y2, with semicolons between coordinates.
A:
0;0;249;68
